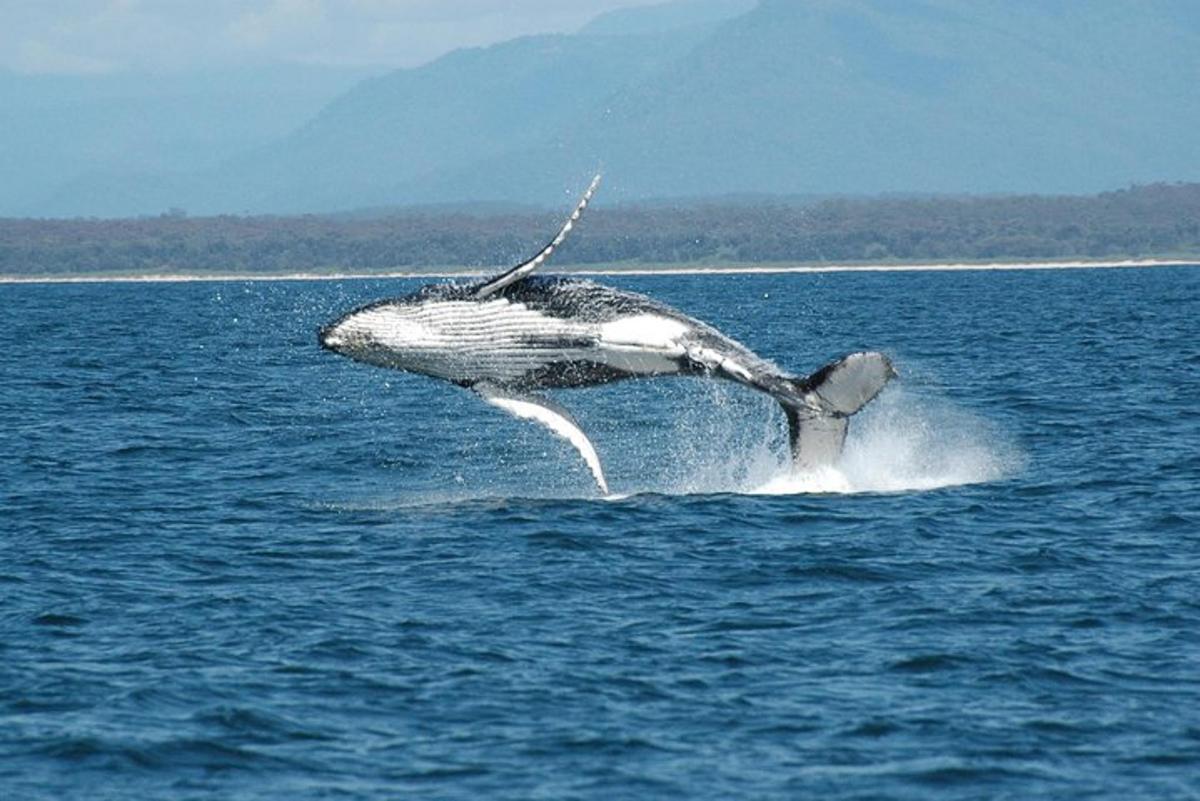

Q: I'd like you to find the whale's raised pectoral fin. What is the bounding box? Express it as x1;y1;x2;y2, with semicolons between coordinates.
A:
474;381;609;495
474;174;601;299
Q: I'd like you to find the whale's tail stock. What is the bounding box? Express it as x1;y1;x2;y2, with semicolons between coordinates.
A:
777;352;896;471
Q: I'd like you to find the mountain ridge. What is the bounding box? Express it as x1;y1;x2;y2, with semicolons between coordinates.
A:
12;0;1200;217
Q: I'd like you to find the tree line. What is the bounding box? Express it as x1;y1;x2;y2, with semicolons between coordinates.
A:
2;183;1198;276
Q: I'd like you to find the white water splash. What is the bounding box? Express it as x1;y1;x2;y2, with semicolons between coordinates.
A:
614;379;1018;497
747;387;1020;495
324;376;1020;506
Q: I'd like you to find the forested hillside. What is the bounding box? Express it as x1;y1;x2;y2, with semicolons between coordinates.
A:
3;184;1198;277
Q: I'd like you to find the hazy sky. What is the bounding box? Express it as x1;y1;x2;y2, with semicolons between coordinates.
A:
1;0;663;75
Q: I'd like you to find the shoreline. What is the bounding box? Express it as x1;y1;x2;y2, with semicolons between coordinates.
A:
1;258;1195;285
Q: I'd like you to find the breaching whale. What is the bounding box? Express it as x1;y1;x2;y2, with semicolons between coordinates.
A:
319;176;895;494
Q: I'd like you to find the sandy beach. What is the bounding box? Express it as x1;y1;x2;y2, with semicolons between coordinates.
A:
0;258;1195;285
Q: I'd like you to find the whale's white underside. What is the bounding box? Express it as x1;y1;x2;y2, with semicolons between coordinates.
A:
336;298;758;388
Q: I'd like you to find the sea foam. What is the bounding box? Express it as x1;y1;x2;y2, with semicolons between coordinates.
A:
748;387;1019;495
641;381;1019;497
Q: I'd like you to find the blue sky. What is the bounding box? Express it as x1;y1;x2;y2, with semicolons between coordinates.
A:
1;0;662;74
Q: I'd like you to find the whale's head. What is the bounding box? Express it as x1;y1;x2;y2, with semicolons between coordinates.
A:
319;285;479;379
319;299;425;370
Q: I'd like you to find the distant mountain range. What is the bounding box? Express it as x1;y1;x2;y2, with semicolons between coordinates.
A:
6;0;1199;218
0;64;375;218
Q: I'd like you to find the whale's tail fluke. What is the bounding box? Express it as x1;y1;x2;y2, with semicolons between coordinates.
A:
779;352;896;471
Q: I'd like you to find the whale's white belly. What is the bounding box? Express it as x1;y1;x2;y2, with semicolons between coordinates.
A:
362;299;592;383
595;313;689;375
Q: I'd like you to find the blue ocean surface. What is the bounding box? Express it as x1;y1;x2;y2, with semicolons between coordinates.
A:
2;266;1199;799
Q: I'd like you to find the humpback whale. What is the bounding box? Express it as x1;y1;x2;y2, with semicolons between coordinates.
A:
319;176;895;494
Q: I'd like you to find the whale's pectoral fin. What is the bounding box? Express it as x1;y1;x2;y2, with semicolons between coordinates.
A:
473;382;609;495
474;174;601;299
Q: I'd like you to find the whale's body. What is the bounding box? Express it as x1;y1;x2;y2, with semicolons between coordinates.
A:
321;277;785;391
319;177;894;493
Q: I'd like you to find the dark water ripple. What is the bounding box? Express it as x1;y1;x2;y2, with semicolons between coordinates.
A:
2;267;1200;799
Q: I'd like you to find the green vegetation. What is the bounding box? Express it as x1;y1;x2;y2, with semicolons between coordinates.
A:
2;183;1198;278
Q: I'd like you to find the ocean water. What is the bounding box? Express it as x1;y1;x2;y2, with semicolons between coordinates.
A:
2;266;1199;799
